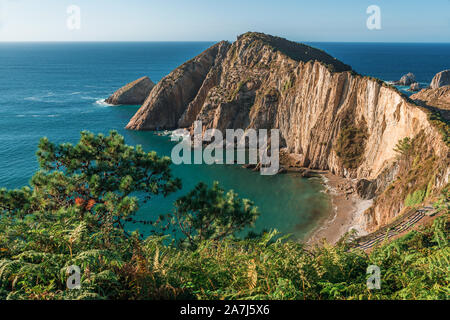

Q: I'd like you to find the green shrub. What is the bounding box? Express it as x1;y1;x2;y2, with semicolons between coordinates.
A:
335;125;368;169
394;137;412;159
404;189;426;207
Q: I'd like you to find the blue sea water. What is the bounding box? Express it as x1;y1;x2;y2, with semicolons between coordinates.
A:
309;42;450;94
0;42;449;239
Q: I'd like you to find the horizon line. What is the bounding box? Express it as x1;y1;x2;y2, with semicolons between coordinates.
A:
1;40;450;44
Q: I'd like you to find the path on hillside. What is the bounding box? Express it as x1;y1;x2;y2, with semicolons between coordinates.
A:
351;206;436;251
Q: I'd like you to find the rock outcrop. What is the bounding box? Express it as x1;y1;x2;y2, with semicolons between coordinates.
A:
394;72;416;86
411;85;450;121
106;76;155;105
430;69;450;89
123;32;449;233
126;41;231;130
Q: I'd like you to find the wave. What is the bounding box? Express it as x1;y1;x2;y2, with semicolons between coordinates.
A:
23;114;59;118
95;99;114;107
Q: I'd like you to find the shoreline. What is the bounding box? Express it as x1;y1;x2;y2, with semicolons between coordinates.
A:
306;172;372;246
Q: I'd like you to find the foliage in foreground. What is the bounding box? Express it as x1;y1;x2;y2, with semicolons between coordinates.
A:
0;132;448;300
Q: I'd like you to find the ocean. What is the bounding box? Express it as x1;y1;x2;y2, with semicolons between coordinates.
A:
0;41;449;239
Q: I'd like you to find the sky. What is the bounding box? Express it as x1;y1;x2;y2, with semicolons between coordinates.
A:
0;0;449;42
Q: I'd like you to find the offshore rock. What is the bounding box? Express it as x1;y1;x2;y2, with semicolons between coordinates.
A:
106;76;155;105
394;72;416;86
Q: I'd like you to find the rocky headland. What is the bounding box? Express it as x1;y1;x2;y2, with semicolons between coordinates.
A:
118;32;449;241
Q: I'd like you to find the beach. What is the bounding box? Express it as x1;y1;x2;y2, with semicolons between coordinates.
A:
307;173;372;245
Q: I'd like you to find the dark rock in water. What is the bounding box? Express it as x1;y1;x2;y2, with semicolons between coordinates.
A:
430;70;450;89
394;73;416;86
106;76;155;105
356;179;377;200
408;82;420;92
278;167;288;174
299;169;318;178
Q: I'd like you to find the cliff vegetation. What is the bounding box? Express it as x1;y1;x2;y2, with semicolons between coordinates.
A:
0;133;448;300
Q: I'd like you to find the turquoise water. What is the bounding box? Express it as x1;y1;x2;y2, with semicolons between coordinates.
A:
1;42;449;239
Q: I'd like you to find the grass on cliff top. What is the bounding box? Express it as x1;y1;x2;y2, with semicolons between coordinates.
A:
238;32;352;73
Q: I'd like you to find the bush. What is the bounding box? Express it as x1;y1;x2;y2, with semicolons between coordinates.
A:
404;189;426;207
335;125;367;169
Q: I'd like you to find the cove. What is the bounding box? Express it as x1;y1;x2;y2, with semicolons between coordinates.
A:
127;130;332;240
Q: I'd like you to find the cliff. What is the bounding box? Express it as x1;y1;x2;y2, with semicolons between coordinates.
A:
106;76;155;105
124;32;449;233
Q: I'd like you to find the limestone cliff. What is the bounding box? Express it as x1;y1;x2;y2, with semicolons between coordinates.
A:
106;76;155;105
124;32;449;233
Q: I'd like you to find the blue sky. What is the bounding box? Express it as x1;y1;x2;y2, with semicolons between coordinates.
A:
0;0;449;42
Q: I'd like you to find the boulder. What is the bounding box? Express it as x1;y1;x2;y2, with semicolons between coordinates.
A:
106;76;155;105
430;70;450;89
394;73;416;86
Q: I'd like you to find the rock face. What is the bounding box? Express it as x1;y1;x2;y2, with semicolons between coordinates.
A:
394;73;416;86
124;32;449;233
411;86;450;121
106;76;155;105
430;70;450;89
126;41;231;130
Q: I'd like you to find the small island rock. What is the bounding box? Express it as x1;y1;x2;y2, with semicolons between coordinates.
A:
394;72;416;86
106;76;155;105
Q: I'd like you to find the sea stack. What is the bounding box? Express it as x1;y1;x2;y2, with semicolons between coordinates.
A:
394;72;416;86
106;76;155;105
430;70;450;89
